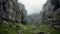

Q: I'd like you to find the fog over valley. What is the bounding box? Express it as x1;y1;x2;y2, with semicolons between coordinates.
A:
18;0;47;15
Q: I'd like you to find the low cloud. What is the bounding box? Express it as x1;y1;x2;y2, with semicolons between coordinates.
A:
18;0;47;15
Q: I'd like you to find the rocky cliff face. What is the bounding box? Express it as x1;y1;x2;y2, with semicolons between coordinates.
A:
19;3;27;24
42;0;60;29
0;0;27;24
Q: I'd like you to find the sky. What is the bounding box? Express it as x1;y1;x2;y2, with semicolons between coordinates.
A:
18;0;47;15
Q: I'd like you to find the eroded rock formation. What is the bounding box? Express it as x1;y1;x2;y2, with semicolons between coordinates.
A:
42;0;60;29
0;0;27;24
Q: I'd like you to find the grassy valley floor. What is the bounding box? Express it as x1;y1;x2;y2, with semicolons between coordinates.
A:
0;22;60;34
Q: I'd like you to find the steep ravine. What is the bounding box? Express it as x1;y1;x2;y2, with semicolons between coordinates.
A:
0;0;60;34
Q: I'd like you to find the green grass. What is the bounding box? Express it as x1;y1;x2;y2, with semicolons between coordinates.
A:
0;22;60;34
0;22;18;34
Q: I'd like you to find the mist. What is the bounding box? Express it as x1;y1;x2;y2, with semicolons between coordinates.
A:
18;0;47;15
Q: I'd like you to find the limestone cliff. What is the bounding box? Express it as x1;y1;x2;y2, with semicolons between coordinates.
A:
42;0;60;29
0;0;27;24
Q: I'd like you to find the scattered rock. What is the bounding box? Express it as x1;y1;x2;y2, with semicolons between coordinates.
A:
3;29;8;33
37;32;45;34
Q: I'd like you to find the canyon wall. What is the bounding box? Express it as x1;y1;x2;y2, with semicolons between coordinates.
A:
42;0;60;29
0;0;27;24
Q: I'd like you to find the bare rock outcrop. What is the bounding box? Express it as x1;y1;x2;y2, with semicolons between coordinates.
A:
0;0;27;24
42;0;60;29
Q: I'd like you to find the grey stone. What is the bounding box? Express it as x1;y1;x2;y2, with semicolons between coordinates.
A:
0;0;27;24
37;32;45;34
42;0;60;29
3;29;8;33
